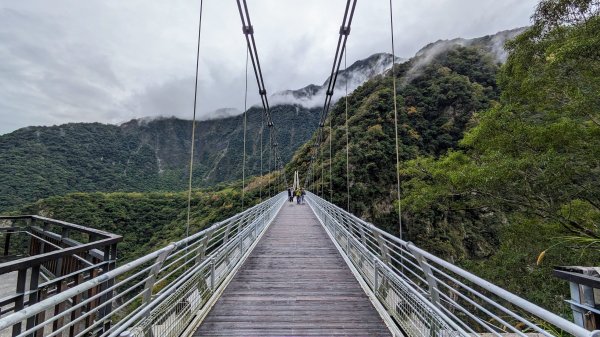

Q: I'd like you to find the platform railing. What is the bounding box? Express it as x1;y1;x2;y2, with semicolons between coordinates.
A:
0;192;286;337
306;192;600;337
0;216;121;336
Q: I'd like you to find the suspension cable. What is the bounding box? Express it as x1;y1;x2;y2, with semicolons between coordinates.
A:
236;0;288;193
185;0;204;239
260;107;263;201
242;46;249;209
322;138;325;196
329;102;333;201
269;129;273;197
344;48;350;212
305;0;357;188
389;0;403;240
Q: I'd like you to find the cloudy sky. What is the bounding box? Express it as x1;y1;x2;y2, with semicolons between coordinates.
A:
0;0;538;134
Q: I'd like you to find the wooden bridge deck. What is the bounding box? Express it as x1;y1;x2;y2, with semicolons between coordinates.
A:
193;201;391;336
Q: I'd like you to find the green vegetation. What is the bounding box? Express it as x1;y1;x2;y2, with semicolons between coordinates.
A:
20;181;270;263
288;0;600;313
0;104;319;212
2;0;598;317
402;1;600;313
289;45;501;254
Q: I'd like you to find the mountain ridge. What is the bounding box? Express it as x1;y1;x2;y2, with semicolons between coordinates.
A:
0;28;524;212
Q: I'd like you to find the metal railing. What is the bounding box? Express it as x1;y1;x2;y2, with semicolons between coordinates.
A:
0;216;121;336
306;192;600;337
554;267;600;330
0;192;286;337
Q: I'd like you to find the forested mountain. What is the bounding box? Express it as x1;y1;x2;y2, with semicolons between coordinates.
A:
19;183;267;264
288;45;502;257
287;3;600;313
0;30;519;213
0;105;319;212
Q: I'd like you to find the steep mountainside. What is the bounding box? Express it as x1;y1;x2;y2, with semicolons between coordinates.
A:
0;30;521;212
0;51;413;212
288;45;502;258
272;53;404;106
286;14;600;314
0;104;319;211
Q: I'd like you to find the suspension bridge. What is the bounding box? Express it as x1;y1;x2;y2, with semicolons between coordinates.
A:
1;0;599;336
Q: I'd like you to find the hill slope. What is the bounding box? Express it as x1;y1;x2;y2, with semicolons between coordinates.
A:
0;104;320;211
1;51;411;212
286;15;600;314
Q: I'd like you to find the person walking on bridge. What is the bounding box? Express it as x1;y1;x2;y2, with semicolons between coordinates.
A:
301;188;306;204
287;187;293;202
295;188;301;204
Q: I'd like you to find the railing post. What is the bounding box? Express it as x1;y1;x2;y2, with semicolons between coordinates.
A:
52;280;67;335
345;231;350;253
253;218;258;239
34;287;48;337
98;243;117;333
25;265;41;336
358;225;367;246
568;282;586;327
11;268;27;337
408;243;441;307
373;231;391;266
222;223;232;244
196;228;214;265
70;273;85;336
4;228;12;256
55;227;69;277
210;258;216;290
143;246;175;306
25;218;33;256
374;259;379;293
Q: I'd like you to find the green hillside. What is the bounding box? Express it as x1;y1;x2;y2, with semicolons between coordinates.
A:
289;45;501;255
19;181;271;263
287;5;600;313
0;104;319;212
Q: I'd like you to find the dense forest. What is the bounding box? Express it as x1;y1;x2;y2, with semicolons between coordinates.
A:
0;104;319;212
0;52;407;213
287;0;600;313
19;179;275;263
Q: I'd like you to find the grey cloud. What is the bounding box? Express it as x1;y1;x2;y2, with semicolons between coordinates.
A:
129;77;196;119
0;0;539;134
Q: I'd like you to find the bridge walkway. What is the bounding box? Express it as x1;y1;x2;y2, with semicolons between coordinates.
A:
193;201;392;336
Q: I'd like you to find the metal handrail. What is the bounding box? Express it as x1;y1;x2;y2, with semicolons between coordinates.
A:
305;191;599;337
0;215;120;238
0;192;287;337
0;215;121;274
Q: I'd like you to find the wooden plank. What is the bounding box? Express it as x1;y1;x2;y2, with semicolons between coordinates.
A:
194;203;391;337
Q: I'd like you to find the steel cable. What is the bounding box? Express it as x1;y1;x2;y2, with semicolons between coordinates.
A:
236;0;288;193
242;46;249;209
185;0;204;240
388;0;403;240
345;48;350;212
304;0;357;187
